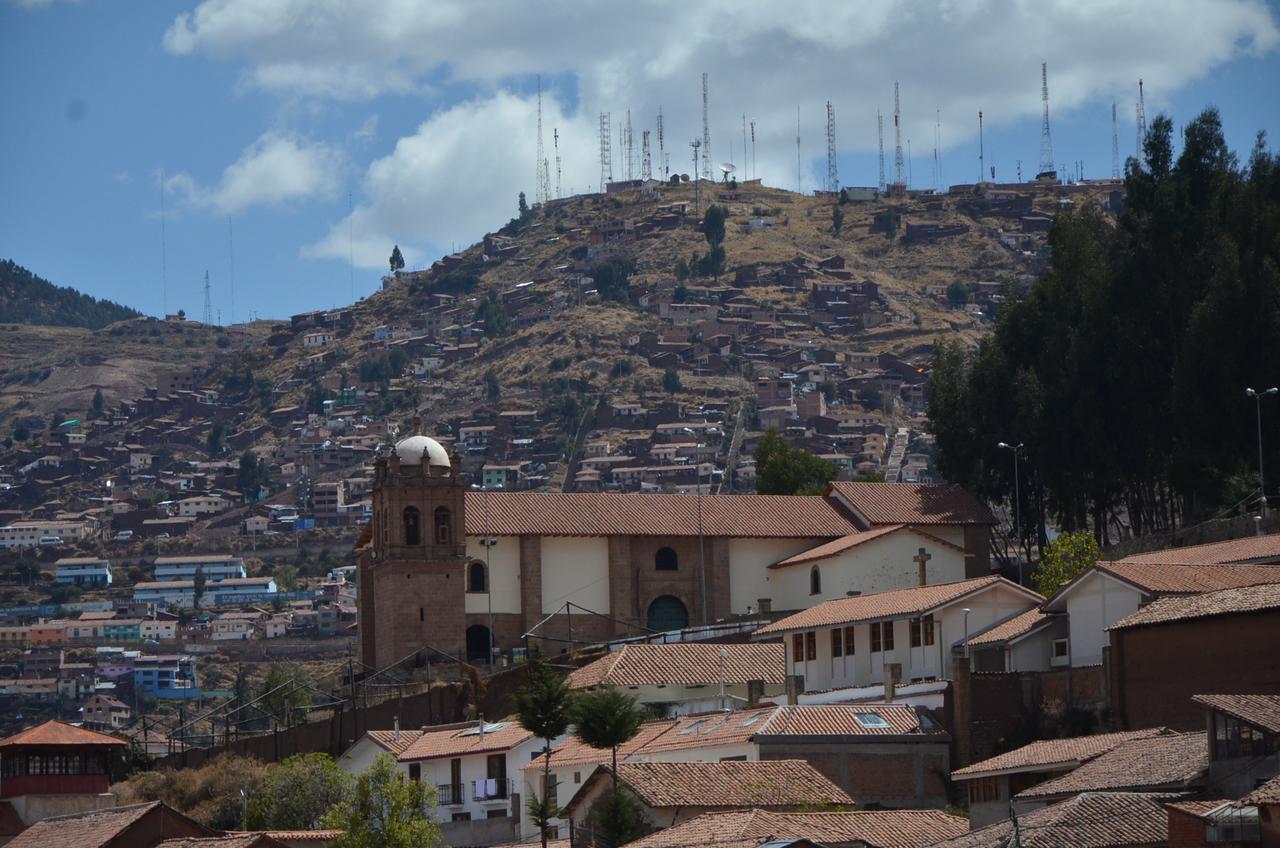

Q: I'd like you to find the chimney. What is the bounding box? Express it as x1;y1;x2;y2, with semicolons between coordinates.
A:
747;679;764;708
757;598;772;614
478;714;485;740
883;663;901;702
785;674;804;705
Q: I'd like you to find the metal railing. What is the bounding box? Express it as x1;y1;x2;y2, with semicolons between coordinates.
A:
471;778;512;801
437;783;466;806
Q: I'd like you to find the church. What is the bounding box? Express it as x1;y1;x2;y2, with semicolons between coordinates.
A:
356;434;996;671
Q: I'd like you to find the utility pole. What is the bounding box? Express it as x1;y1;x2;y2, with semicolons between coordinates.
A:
1247;388;1278;516
998;442;1025;582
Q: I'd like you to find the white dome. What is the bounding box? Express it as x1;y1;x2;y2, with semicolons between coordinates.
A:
394;435;451;468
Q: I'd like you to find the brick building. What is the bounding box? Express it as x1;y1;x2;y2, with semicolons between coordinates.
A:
357;435;996;670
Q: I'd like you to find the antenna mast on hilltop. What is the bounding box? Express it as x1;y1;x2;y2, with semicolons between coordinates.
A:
599;112;612;190
554;128;562;198
1038;62;1055;178
934;107;942;190
796;105;802;194
893;82;905;187
877;110;885;192
202;270;212;325
1111;101;1120;179
825;100;838;193
657;107;667;177
1135;78;1147;157
749;120;756;181
742;115;748;181
641;130;652;181
979;111;985;182
625;110;635;181
160;169;168;316
536;76;549;204
701;72;712;180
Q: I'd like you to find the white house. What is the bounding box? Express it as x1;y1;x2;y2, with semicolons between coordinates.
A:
177;496;230;518
55;558;113;586
303;331;334;348
755;576;1044;690
133;576;276;607
154;555;247;582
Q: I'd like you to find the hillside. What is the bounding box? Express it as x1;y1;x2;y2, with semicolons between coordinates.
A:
0;259;141;329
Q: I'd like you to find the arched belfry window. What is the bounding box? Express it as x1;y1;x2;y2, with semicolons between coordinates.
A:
434;507;452;544
468;561;488;593
403;507;421;546
810;566;822;595
655;546;678;571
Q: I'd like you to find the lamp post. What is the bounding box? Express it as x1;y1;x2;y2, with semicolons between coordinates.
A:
1246;388;1278;516
961;608;972;660
480;488;498;667
997;442;1025;584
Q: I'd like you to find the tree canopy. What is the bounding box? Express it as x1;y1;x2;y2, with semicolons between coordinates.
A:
247;753;350;830
322;754;442;848
1033;531;1100;597
753;429;837;496
929;109;1280;547
0;259;140;328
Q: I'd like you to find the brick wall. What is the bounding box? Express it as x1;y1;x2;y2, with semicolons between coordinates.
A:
758;741;949;808
1166;807;1207;848
1110;609;1280;731
1039;665;1104;706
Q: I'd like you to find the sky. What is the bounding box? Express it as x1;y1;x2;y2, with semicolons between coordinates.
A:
2;0;1279;322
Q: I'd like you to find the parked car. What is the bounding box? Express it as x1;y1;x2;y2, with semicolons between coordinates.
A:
38;535;63;547
113;530;134;541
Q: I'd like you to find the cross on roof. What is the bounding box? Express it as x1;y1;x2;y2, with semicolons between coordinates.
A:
915;547;932;586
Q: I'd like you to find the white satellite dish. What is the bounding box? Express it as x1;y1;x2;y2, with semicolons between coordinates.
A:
719;162;736;183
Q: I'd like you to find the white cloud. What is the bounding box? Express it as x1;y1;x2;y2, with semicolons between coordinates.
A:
164;0;1280;263
170;131;343;216
352;113;379;143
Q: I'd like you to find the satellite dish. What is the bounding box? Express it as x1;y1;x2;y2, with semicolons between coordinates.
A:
719;162;736;183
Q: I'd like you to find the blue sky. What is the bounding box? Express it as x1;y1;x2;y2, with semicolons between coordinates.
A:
2;0;1278;321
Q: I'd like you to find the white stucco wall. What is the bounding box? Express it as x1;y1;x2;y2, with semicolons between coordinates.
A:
541;537;610;614
464;535;521;615
1065;573;1141;666
770;531;969;611
727;538;814;614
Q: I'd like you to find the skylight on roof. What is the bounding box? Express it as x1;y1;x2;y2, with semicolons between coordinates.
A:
677;719;707;735
739;714;765;727
459;722;508;737
853;712;891;729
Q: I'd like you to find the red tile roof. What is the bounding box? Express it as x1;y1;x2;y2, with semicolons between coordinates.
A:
826;482;995;526
397;720;533;762
1107;583;1280;631
770;525;968;569
633;708;775;753
756;704;948;738
755;576;1040;635
566;643;787;689
951;728;1170;778
566;760;853;814
928;792;1178;848
960;608;1056;647
462;492;856;538
365;729;425;756
1116;533;1280;565
0;719;127;747
1014;732;1207;800
521;720;675;771
1191;694;1280;734
6;802;211;848
157;837;281;848
1095;561;1280;594
1241;775;1280;805
623;808;967;848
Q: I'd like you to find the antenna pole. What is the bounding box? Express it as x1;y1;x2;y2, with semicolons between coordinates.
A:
690;139;701;216
893;82;904;189
796;105;802;194
535;76;549;204
641;129;652;181
1111;101;1121;179
657;106;666;178
979;111;985;182
701;72;712;181
202;270;212;326
625;109;634;181
742;114;748;181
160;169;168;317
877;110;885;192
554;128;562;198
599;112;612;191
749;120;756;181
227;218;234;326
1039;61;1055;178
1135;78;1147;158
825;100;838;193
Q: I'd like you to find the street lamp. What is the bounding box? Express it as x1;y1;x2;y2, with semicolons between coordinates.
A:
997;442;1025;584
1246;388;1278;516
961;608;972;659
480;488;499;667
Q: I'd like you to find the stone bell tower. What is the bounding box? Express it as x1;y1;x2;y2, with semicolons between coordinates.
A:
358;433;467;671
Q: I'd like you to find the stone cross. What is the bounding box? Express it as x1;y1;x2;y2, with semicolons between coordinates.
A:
914;547;932;586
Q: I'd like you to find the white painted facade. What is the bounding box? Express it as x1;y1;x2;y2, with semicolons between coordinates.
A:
1047;571;1142;667
541;537;610;614
464;536;520;615
727;538;812;614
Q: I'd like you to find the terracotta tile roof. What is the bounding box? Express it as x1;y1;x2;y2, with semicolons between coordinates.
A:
462;492;856;538
928;792;1178;848
960;608;1056;647
520;720;676;771
826;482;995;526
1191;693;1280;733
1107;582;1280;631
952;728;1170;778
7;801;210;848
634;707;776;753
0;719;127;747
623;808;967;848
365;729;425;756
566;643;787;688
1240;775;1280;805
593;760;853;810
227;832;343;844
770;525;970;570
1014;732;1207;800
397;720;533;762
1095;561;1280;594
1116;533;1280;565
756;704;948;738
157;837;279;848
755;576;1039;635
1164;798;1233;818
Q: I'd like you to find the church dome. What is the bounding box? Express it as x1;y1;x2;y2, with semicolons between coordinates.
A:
394;434;451;468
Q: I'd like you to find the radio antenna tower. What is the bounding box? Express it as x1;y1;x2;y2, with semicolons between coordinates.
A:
1038;62;1055;177
535;76;549;204
599;112;612;190
1111;101;1120;178
877;110;885;192
796;105;802;194
554;128;562;198
624;110;634;181
159;169;168;316
1135;78;1147;157
641;130;652;181
701;72;712;180
742;114;748;180
749;120;756;181
690;139;702;214
825;100;838;193
978;111;985;182
893;82;905;187
935;107;943;189
656;107;666;177
202;270;212;325
227;218;234;325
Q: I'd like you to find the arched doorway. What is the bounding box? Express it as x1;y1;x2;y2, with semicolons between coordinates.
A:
466;624;492;663
646;595;689;632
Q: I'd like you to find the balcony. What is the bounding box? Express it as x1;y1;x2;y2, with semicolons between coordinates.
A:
472;778;512;802
436;783;466;806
